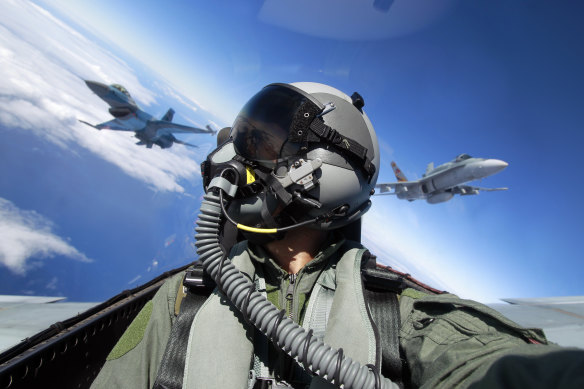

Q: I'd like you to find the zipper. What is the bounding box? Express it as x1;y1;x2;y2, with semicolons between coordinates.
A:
285;273;297;320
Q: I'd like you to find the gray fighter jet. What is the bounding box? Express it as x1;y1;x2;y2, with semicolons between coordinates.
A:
80;80;216;149
375;154;508;204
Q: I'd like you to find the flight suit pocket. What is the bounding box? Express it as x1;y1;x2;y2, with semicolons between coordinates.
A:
402;304;485;345
401;294;548;346
399;294;549;388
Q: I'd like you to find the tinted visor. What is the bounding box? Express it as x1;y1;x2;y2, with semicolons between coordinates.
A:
232;84;321;167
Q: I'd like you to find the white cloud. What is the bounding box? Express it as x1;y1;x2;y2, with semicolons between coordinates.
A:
127;275;142;285
0;0;202;192
0;198;91;275
46;276;58;290
157;80;203;113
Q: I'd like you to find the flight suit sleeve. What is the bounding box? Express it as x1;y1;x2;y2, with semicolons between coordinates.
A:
90;273;184;389
398;290;584;389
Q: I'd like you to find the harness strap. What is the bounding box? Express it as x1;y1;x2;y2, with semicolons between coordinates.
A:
302;281;335;341
154;255;412;388
152;267;214;389
250;275;270;388
360;251;404;388
363;287;403;388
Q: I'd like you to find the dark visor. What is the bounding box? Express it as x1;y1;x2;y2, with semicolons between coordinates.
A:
231;84;322;167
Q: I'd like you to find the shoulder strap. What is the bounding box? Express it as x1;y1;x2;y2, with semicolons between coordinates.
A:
152;263;215;389
363;285;403;388
360;252;445;388
361;257;446;296
361;251;403;388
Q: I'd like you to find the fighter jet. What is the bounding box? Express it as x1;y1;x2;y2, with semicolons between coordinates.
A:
375;154;508;204
79;80;216;149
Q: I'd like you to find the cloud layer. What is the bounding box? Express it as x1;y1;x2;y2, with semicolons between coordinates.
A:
0;0;203;192
0;198;90;274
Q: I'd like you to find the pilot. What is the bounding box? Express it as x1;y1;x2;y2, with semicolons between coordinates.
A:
91;82;584;389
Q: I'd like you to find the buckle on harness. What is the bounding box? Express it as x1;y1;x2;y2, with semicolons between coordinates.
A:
249;370;294;388
251;378;294;388
183;264;216;292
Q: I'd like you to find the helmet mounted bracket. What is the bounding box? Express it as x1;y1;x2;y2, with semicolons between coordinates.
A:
275;158;322;191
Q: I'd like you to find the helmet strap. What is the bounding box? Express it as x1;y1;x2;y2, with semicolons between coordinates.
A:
253;169;293;207
308;117;376;182
287;100;376;182
259;191;278;228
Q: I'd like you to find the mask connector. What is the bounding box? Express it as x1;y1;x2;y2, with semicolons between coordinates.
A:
208;176;238;198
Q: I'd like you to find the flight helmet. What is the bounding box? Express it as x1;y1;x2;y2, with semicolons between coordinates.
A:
204;82;379;235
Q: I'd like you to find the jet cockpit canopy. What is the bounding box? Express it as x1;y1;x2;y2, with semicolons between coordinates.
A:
455;153;472;162
111;84;132;98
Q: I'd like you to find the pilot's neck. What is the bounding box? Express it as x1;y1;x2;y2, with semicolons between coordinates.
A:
263;227;328;274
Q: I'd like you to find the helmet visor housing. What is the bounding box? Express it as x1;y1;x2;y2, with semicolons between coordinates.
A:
231;84;322;167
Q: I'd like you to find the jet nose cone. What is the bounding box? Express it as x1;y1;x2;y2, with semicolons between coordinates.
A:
486;159;508;171
85;80;110;97
478;159;508;177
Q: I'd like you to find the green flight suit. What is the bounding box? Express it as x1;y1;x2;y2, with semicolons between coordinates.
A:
91;238;584;388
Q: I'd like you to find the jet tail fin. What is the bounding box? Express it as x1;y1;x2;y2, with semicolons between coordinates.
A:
426;162;434;176
206;124;217;135
391;161;408;182
161;108;175;122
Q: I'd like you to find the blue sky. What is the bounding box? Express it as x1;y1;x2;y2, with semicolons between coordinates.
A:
1;0;583;304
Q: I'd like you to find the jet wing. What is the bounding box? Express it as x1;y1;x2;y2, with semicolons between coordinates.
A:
173;138;199;148
149;120;215;135
0;295;98;352
79;118;133;132
375;181;420;194
489;296;584;349
451;185;508;196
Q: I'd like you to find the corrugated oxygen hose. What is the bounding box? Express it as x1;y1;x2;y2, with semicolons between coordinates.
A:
194;191;397;389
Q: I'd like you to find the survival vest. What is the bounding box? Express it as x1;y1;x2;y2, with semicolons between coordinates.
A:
153;241;443;389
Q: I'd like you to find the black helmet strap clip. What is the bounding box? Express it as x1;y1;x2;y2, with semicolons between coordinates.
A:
287;100;376;182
